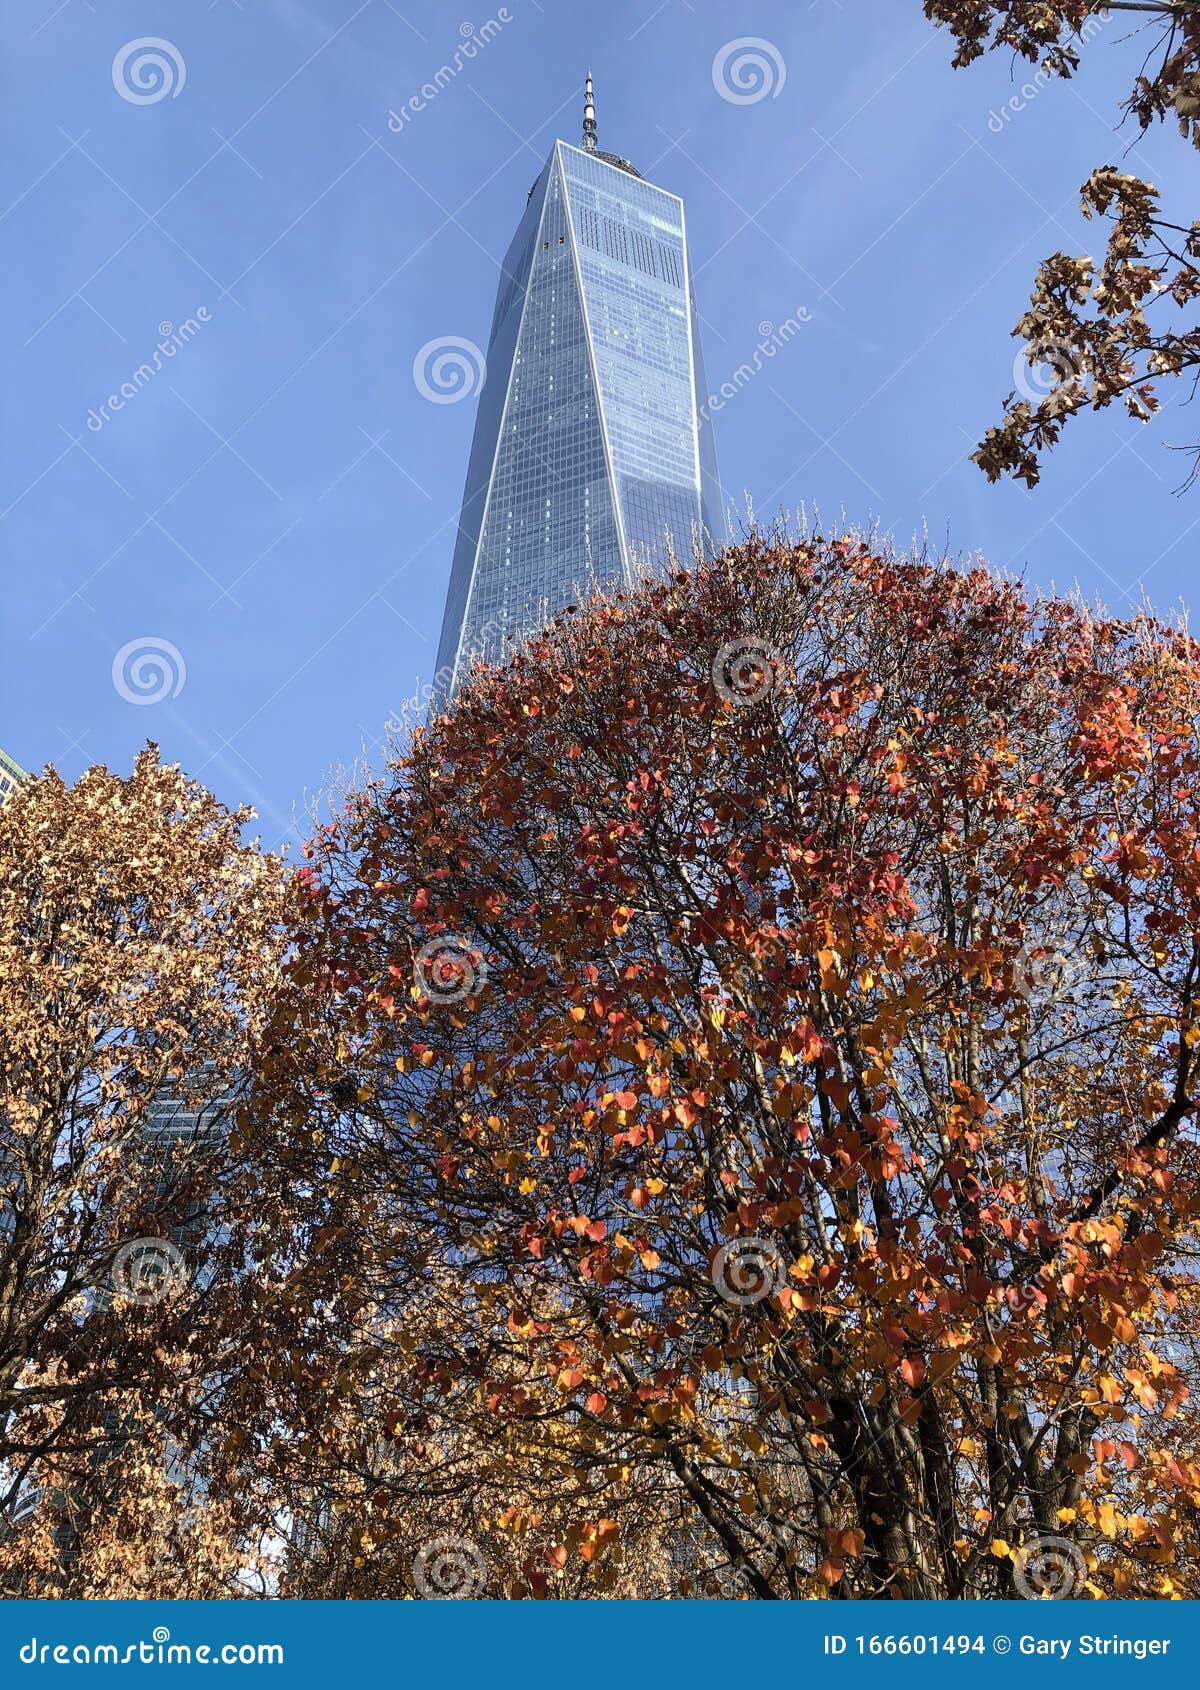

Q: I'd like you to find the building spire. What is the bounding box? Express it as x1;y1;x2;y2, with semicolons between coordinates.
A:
582;71;598;152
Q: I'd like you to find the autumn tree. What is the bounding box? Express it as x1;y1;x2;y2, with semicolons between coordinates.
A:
0;749;293;1597
923;2;1200;486
267;534;1200;1599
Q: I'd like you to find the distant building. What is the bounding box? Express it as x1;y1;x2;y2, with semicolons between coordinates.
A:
0;748;25;803
435;74;722;694
138;1066;233;1273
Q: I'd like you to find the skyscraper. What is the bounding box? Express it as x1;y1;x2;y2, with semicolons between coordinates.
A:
435;77;722;694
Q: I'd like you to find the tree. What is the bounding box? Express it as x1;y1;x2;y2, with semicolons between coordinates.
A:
269;534;1200;1598
0;749;291;1596
923;2;1200;487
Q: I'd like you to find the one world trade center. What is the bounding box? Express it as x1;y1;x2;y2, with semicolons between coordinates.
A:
434;77;722;694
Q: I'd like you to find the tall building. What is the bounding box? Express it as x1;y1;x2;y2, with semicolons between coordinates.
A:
435;76;722;693
0;748;25;803
136;1065;234;1303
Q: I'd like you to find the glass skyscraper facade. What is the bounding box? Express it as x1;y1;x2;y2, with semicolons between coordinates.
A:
435;83;721;693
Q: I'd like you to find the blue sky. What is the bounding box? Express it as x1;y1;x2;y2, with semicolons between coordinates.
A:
3;0;1195;853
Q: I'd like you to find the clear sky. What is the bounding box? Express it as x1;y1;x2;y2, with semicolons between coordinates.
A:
3;0;1195;853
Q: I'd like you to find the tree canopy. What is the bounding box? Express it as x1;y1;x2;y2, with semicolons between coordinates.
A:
0;750;292;1596
7;543;1200;1597
261;535;1200;1598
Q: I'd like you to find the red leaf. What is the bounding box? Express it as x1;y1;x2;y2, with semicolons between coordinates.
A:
900;1357;926;1390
